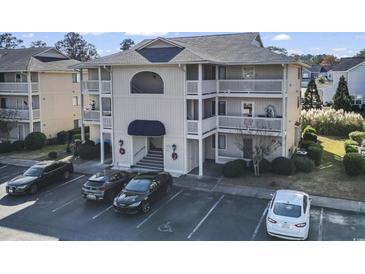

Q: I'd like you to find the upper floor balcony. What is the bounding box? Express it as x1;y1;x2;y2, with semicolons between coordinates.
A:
0;108;40;121
0;82;39;94
82;80;111;95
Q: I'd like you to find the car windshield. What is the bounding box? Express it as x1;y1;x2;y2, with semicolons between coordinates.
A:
125;179;151;193
273;203;302;218
24;167;43;177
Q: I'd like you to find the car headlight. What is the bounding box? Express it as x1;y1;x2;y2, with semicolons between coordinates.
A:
129;201;141;207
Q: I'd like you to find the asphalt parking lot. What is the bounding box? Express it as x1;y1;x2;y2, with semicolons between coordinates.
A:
1;163;365;241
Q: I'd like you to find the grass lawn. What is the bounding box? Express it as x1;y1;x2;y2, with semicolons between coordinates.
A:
223;135;365;202
0;144;68;161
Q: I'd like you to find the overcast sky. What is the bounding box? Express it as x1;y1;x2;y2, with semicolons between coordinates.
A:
12;32;365;58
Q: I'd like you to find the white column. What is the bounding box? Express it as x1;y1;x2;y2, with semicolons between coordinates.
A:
27;72;33;133
98;67;104;164
79;68;85;142
215;65;219;163
198;64;203;176
282;64;287;157
198;138;203;176
110;66;115;165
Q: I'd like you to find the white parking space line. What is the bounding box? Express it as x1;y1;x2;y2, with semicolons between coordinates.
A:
46;175;85;193
318;208;324;241
51;197;80;213
0;165;8;170
136;189;184;229
187;194;225;239
251;202;270;241
92;205;113;220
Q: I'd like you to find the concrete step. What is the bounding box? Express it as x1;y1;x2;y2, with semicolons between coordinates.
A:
139;158;164;165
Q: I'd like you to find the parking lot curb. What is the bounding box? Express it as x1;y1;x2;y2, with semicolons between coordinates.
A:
175;178;365;214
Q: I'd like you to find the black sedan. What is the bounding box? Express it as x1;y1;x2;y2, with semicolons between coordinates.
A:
113;172;173;214
81;169;137;201
6;160;74;195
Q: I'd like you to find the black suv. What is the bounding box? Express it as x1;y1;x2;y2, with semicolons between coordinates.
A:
113;172;173;214
82;169;137;201
6;160;74;195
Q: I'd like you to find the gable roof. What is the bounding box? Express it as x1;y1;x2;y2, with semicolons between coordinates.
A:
0;47;79;72
330;57;365;71
308;64;328;73
74;33;306;68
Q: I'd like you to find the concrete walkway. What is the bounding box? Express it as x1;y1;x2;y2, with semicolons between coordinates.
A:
175;174;365;214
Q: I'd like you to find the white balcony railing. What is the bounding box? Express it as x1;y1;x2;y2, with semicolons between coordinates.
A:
102;116;112;129
82;80;112;94
33;109;40;119
0;108;29;120
202;116;217;134
0;82;38;94
83;110;100;122
218;80;283;94
202;80;217;94
218;116;282;132
186;81;199;95
187;120;199;135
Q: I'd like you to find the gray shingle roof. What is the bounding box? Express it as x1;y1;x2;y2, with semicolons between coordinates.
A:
74;33;302;68
308;64;328;73
331;57;365;71
0;47;79;72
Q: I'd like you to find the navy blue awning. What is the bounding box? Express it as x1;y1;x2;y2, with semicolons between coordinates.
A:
128;120;166;136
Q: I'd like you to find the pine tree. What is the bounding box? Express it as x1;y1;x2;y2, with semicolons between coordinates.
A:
303;79;322;110
332;76;352;111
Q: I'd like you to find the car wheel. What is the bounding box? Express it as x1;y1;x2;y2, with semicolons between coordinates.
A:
29;184;38;195
63;170;71;180
165;184;172;195
141;201;151;214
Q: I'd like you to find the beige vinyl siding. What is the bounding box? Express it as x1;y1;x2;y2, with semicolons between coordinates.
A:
112;65;186;173
39;72;81;138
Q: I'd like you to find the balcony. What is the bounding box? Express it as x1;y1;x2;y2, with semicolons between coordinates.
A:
187;116;217;136
218;116;282;133
82;80;111;94
0;82;39;94
218;80;283;95
83;110;100;123
186;80;217;96
0;108;40;121
102;116;112;129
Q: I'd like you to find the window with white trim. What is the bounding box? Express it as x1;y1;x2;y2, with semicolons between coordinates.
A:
218;134;226;150
218;101;226;115
72;95;79;106
72;73;80;83
350;95;362;105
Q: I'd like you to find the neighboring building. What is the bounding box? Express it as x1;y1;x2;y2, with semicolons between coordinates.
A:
301;64;329;88
75;33;306;176
0;47;81;141
322;57;365;106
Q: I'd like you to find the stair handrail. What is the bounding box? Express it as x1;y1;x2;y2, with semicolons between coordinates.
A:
134;146;146;157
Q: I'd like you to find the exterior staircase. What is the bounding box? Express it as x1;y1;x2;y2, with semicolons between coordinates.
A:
132;149;164;171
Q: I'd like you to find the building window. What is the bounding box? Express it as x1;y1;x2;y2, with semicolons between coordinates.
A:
218;134;226;150
218;101;226;115
72;73;80;83
297;94;300;109
131;71;164;94
219;66;226;80
212;134;216;149
72;96;79;106
211;100;216;116
242;66;254;79
15;73;22;82
242;102;254;117
351;95;362;105
297;67;302;79
74;119;80;129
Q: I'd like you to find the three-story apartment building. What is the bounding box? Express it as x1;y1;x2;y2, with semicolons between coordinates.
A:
0;47;81;141
75;33;305;176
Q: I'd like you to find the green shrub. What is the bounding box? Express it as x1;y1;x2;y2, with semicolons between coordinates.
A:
303;125;317;134
0;141;14;153
345;145;358;153
271;157;296;175
48;151;58;159
294;157;315;173
248;158;271;173
303;132;318;142
233;159;247;169
349;131;365;145
57;131;69;144
12;140;25;151
299;140;316;149
307;145;323;166
72;133;81;141
222;161;244;178
78;143;100;160
343;153;365;176
24;132;47;150
344;139;359;148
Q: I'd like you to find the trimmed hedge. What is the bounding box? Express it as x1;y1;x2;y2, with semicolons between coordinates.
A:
271;157;296;175
12;140;25;151
0;141;13;153
78;143;100;160
303;125;317;134
345;145;358;154
248;159;272;173
344;139;359;148
48;151;58;159
299;140;316;149
222;161;244;178
343;152;365;176
294;157;315;173
307;145;323;166
57;131;69;144
303;132;318;142
349;131;365;145
24;132;47;150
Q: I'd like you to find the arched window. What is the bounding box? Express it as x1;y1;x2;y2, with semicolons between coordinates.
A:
131;71;164;94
